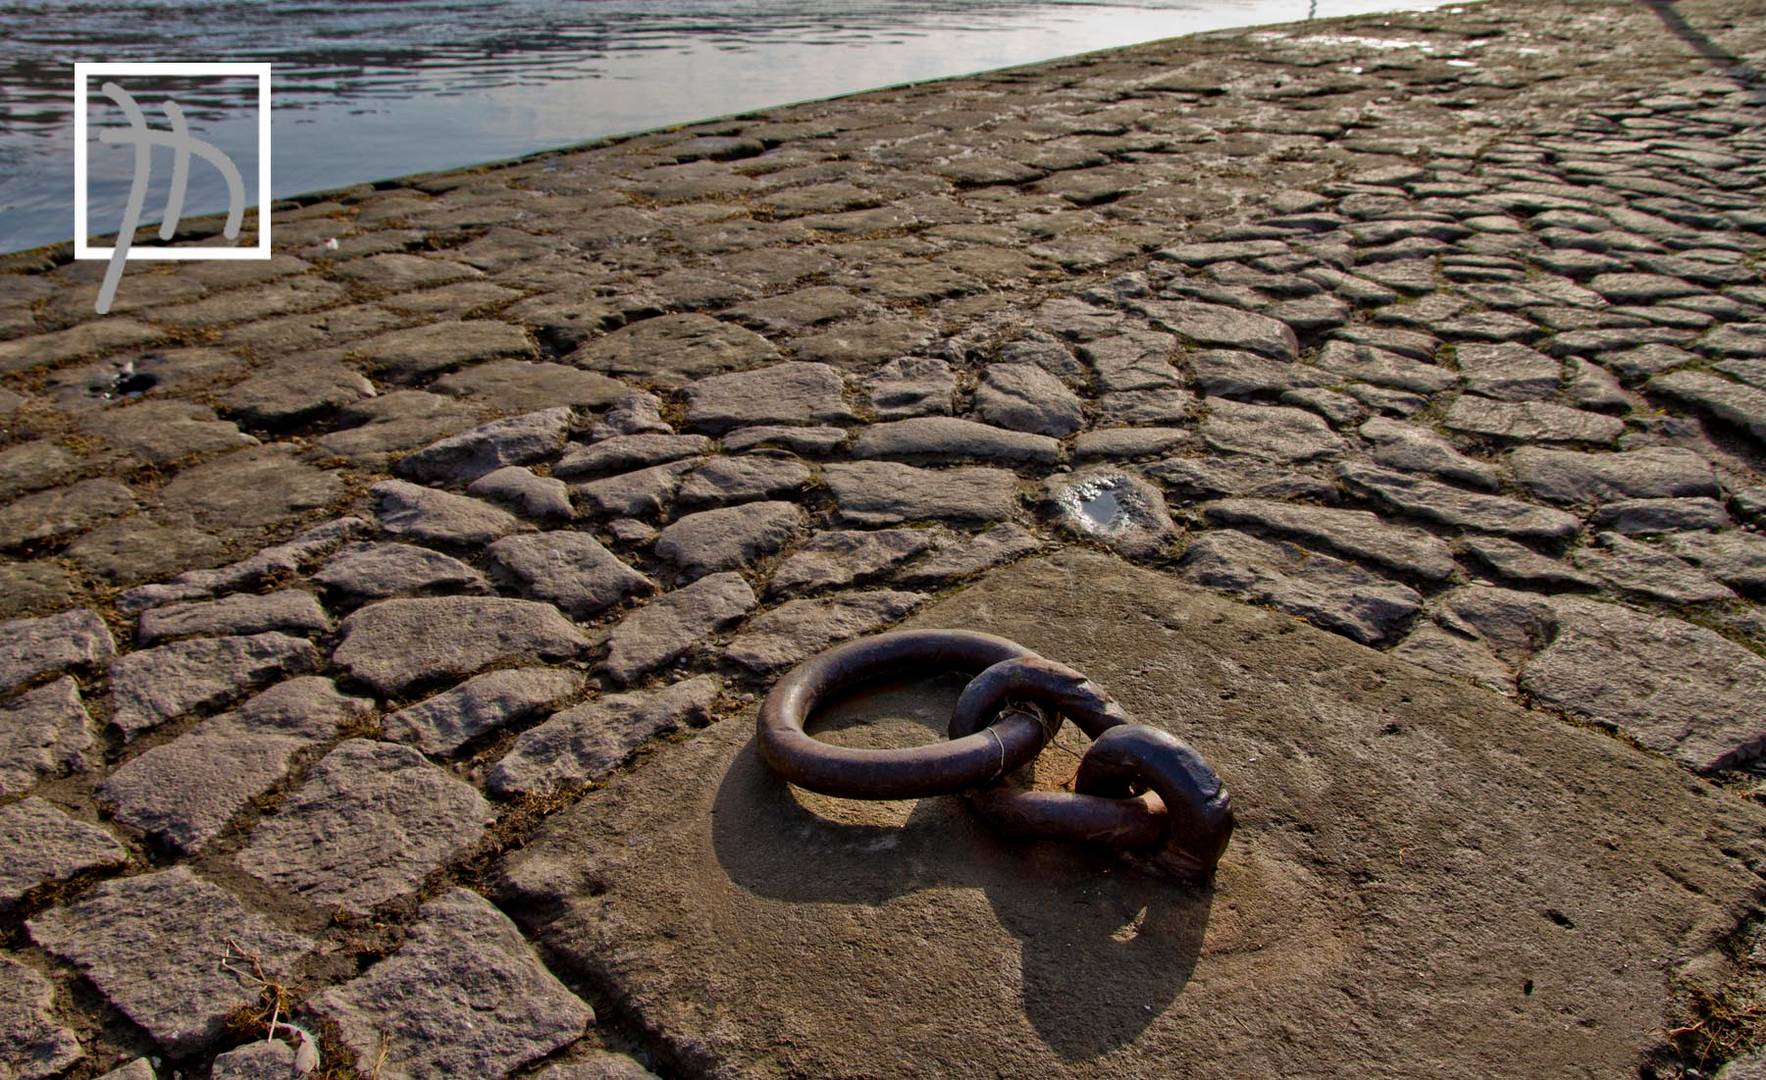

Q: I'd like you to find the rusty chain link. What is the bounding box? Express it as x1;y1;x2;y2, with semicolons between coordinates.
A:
756;629;1234;879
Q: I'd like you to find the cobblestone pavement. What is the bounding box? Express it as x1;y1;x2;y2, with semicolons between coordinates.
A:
2;0;1765;1075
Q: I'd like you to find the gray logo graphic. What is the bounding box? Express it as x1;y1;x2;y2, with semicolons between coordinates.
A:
75;62;272;314
94;82;246;314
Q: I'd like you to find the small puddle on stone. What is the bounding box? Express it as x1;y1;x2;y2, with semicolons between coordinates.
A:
1078;483;1130;531
1047;472;1177;559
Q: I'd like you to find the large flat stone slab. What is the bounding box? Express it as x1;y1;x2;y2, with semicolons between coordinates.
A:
496;549;1765;1080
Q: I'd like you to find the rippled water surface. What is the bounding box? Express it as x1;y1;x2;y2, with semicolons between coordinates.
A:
1;0;1454;253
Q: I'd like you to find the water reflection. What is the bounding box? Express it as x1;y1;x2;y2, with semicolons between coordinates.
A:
1;0;1453;253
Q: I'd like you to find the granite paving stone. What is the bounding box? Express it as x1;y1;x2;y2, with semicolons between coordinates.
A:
208;1040;297;1080
554;434;714;480
432;360;634;412
864;357;957;419
316;391;481;467
26;867;314;1055
770;529;936;597
725;591;926;674
1178;529;1422;646
889;522;1041;588
0;798;127;907
1359;417;1501;490
1571;531;1738;605
100;723;310;855
0;955;84;1079
312;541;490;601
0;608;115;695
1456;536;1601;591
487;531;656;619
973;364;1085;436
394;408;575;485
467;465;575;522
383;668;587;756
1201;498;1458;582
654;502;805;578
0;479;137;551
237;739;494;914
156;446;344;533
852;417;1062;466
604;573;757;683
569;314;780;388
372;479;521;546
333;597;589;696
681;362;857;434
108;633;321;740
1339;463;1581;542
1649;369;1766;440
354;319;536;382
1588;496;1732;534
489;675;721;796
1664;530;1766;595
823;462;1019;525
135;590;330;646
676;455;813;509
1200;400;1346;462
1443;397;1627;444
307;888;592;1079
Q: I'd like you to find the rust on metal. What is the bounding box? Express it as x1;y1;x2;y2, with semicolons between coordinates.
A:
755;628;1235;878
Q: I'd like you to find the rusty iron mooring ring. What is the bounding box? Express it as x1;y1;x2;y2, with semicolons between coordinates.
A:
757;629;1061;800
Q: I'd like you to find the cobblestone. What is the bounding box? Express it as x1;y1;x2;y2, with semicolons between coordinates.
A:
334;596;588;695
489;675;720;796
0;798;126;907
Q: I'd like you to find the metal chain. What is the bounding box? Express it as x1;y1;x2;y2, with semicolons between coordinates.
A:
756;629;1234;879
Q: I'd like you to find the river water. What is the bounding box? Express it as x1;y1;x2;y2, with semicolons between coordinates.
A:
0;0;1456;254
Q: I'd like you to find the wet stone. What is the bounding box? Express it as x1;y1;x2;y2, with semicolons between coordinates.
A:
865;357;957;419
26;867;313;1055
605;572;757;684
372;479;521;546
570;314;781;389
354;319;535;382
468;466;574;523
889;523;1041;589
974;364;1084;436
1359;417;1500;490
384;668;586;756
101;722;309;855
0;609;115;695
1457;536;1600;591
489;675;721;797
677;456;813;509
1572;532;1736;605
1179;529;1422;647
0;479;137;551
853;417;1061;466
136;590;330;646
1201;499;1457;582
334;597;589;696
109;633;320;740
771;530;936;597
1339;463;1581;543
1457;342;1562;401
1201;400;1346;463
1521;597;1766;772
1444;397;1626;444
655;502;804;579
433;360;634;413
309;888;592;1079
489;531;655;619
555;434;714;480
157;446;344;533
681;362;856;434
0;798;126;907
0;954;83;1079
1044;471;1177;560
1508;446;1718;506
312;541;490;603
394;408;575;485
237;740;493;914
726;591;927;674
823;462;1019;525
1588;497;1731;534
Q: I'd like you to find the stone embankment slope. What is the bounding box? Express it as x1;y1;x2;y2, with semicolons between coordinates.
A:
1;0;1764;1076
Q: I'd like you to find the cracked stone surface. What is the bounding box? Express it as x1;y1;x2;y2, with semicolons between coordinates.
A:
237;739;494;914
27;867;314;1055
6;2;1766;1075
308;888;591;1080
